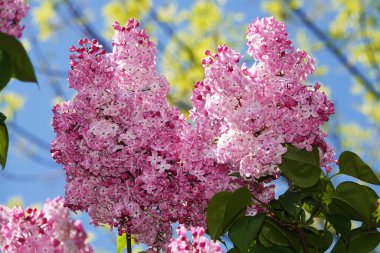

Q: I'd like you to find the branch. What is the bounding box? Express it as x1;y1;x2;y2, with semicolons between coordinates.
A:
126;234;132;253
9;122;51;150
29;35;67;99
63;0;111;52
296;226;309;253
285;1;380;98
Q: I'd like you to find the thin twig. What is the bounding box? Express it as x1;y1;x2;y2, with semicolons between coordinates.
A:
9;122;51;150
296;226;309;253
285;0;380;98
126;234;132;253
63;0;111;52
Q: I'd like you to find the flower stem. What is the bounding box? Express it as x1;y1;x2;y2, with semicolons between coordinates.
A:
127;234;132;253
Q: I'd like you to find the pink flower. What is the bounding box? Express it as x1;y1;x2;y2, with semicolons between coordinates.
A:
191;17;335;180
0;197;93;253
167;226;223;253
51;17;335;250
0;0;29;38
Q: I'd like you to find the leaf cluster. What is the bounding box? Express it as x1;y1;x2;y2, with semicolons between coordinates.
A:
207;145;380;253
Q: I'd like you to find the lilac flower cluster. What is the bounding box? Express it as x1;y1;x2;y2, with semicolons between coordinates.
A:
52;19;236;250
167;226;223;253
51;17;335;250
192;17;335;180
0;0;29;38
0;197;93;253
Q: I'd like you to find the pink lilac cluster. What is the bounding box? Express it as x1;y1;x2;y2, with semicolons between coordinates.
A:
0;0;29;38
0;197;93;253
51;17;335;250
167;226;223;253
191;17;335;180
51;19;235;250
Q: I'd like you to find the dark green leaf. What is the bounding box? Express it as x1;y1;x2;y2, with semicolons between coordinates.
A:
0;32;37;84
227;248;240;253
206;188;252;240
261;219;300;250
229;214;265;253
251;243;296;253
329;199;362;222
0;49;12;91
331;236;346;253
279;191;303;219
303;228;333;250
280;145;321;188
325;213;351;241
332;230;380;253
258;232;275;247
228;172;241;178
0;115;8;169
331;182;378;227
339;151;380;185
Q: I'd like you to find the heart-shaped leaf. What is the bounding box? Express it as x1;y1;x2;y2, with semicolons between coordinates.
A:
339;151;380;185
280;145;321;188
229;214;266;253
207;187;252;240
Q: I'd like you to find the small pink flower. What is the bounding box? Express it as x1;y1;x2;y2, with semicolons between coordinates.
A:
0;0;29;38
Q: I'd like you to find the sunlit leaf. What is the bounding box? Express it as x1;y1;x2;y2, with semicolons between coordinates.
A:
339;151;380;185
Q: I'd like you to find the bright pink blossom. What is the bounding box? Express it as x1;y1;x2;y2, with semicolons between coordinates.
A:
52;19;240;250
191;17;335;180
51;17;335;251
167;226;223;253
0;197;93;253
0;0;29;38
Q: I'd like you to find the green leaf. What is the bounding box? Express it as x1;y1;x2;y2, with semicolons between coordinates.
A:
280;145;321;188
261;219;299;250
251;242;296;253
279;191;303;219
228;172;241;178
332;229;380;253
258;231;275;247
303;228;333;250
330;182;378;227
207;187;252;240
0;113;8;169
0;32;37;84
326;212;351;241
0;49;12;91
338;151;380;185
229;214;266;253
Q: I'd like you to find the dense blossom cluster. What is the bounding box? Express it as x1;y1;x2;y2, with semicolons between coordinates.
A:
0;197;93;253
0;0;29;38
52;19;235;250
51;17;335;250
168;226;223;253
191;17;335;179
